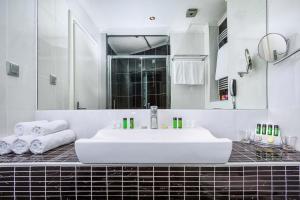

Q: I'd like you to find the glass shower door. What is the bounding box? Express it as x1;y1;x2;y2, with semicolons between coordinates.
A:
109;56;169;109
142;57;168;109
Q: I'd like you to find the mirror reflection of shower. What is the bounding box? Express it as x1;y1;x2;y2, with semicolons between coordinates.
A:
107;35;171;109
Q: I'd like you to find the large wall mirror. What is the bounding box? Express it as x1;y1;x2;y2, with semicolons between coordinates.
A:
37;0;267;110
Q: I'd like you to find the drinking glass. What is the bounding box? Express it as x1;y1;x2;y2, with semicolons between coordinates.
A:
238;130;251;143
281;136;297;152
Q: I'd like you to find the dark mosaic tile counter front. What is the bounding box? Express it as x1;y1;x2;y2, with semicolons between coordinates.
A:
1;142;300;199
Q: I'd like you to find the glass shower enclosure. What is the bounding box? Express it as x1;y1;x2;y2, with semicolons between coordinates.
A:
107;55;170;109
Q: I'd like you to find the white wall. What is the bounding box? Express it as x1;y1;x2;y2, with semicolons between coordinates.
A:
227;0;267;109
170;30;206;109
267;0;300;150
0;0;37;136
38;0;69;110
38;0;106;110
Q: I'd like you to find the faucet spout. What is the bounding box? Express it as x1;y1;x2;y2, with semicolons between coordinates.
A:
150;106;158;129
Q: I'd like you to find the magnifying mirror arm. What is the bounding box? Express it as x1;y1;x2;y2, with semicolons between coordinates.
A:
273;48;300;65
238;48;253;78
238;63;252;78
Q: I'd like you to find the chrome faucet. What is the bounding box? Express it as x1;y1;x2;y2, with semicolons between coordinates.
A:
150;106;158;129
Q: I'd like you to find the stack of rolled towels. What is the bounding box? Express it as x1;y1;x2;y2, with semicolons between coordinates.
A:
0;120;76;155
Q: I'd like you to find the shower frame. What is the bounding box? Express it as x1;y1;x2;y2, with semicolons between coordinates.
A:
107;55;171;109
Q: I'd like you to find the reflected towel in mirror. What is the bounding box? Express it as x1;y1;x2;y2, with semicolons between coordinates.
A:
173;60;204;85
215;43;228;80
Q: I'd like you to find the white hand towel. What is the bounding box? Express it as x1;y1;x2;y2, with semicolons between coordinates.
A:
0;135;18;155
30;129;76;154
14;120;48;136
215;44;229;80
11;135;37;154
32;120;69;136
173;60;204;85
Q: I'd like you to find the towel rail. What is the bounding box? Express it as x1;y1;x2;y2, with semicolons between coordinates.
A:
172;54;208;61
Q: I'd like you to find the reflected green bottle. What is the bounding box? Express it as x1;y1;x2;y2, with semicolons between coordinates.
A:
178;118;183;129
173;117;177;129
123;118;127;129
130;118;134;129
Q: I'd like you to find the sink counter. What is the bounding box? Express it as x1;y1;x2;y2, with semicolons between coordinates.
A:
75;128;232;164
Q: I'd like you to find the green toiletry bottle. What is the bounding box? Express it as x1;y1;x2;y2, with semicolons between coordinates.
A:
273;125;281;146
261;124;266;135
256;124;261;135
261;124;267;143
267;124;274;144
256;124;261;142
267;125;273;136
123;118;127;129
173;117;178;129
274;125;280;136
178;118;183;129
130;118;134;129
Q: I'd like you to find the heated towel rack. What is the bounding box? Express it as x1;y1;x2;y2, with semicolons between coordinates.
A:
172;54;208;61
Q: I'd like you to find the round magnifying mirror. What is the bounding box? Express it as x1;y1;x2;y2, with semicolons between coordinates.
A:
258;33;288;62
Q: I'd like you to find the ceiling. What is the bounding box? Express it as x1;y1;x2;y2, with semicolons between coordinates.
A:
108;36;169;54
76;0;226;35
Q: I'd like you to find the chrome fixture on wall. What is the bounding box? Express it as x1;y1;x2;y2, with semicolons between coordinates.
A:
238;49;254;77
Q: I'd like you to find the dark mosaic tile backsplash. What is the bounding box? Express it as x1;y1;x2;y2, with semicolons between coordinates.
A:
0;165;300;199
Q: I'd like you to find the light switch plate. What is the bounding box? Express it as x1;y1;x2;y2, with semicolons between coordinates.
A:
6;61;19;77
50;74;57;85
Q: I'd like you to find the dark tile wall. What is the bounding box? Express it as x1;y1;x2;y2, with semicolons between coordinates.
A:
111;57;168;109
0;165;300;199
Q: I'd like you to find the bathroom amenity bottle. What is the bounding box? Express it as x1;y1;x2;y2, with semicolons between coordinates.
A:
261;124;267;143
178;118;183;129
273;125;281;146
267;124;274;144
130;118;134;129
173;117;178;128
123;118;128;129
255;124;261;142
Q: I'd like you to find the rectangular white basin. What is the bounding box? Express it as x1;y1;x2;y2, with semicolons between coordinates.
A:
75;127;232;164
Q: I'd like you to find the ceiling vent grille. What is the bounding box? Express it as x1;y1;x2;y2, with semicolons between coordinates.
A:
186;8;198;18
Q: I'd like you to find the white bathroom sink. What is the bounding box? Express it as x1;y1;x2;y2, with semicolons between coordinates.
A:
75;127;232;164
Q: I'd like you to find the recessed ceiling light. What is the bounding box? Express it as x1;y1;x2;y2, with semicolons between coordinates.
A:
149;16;156;21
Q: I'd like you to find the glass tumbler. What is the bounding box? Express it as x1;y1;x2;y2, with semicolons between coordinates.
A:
282;136;297;152
238;130;251;143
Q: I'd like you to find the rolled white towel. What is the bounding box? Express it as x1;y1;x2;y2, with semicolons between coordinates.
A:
14;120;48;136
11;135;37;154
30;129;76;154
0;135;18;155
32;120;69;136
